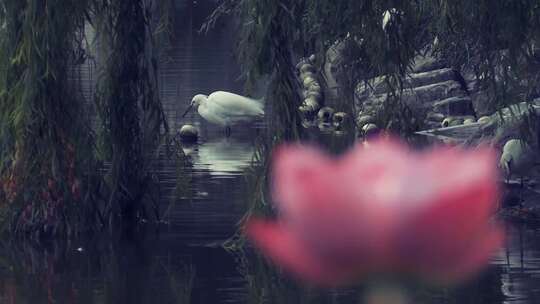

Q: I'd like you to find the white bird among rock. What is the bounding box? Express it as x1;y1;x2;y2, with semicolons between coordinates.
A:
183;91;264;135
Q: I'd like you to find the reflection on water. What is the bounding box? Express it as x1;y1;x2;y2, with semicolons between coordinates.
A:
184;139;255;177
0;225;539;303
2;1;540;304
0;237;235;304
496;225;540;303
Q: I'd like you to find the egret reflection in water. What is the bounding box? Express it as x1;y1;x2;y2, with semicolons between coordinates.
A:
183;139;255;176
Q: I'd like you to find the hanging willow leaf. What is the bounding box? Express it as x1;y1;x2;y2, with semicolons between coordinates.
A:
0;0;99;237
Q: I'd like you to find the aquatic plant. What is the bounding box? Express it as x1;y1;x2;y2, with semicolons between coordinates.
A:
246;138;503;287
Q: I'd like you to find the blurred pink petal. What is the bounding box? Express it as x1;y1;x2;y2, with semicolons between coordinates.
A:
245;219;357;286
246;137;504;287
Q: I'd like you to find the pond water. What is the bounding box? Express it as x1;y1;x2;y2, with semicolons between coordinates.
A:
1;2;540;304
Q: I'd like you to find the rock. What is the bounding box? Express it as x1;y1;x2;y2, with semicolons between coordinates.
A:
441;117;464;128
304;90;323;101
357;68;457;97
304;97;319;107
318;122;334;133
412;54;445;73
478;116;492;125
324;38;358;100
415;122;484;145
498;101;540;118
300;97;320;114
466;79;499;117
301;118;316;129
405;81;466;106
433;96;476;116
362;123;380;138
300;71;316;80
356;114;376;128
332;112;349;128
303;76;317;88
425;121;442;129
358;80;466;111
299;105;315;115
295;58;310;70
463;118;476;125
177;125;199;143
426;112;445;122
317;107;335;123
307;82;321;92
300;63;316;74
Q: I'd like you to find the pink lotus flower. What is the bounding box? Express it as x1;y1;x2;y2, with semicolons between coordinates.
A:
245;138;504;287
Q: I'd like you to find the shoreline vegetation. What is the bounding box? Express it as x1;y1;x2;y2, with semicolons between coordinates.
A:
0;0;539;239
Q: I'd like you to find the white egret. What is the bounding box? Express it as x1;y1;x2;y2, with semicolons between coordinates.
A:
182;91;264;135
500;139;537;207
500;139;536;181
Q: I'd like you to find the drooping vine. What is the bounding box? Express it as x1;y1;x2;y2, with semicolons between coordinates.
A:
206;0;540;135
0;0;97;237
93;0;168;228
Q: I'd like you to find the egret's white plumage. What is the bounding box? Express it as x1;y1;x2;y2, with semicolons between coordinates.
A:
500;139;536;180
187;91;264;127
500;138;538;207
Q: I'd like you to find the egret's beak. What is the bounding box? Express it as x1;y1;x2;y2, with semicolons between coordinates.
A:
181;103;193;118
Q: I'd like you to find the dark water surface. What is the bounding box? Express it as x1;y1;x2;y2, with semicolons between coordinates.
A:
1;2;540;303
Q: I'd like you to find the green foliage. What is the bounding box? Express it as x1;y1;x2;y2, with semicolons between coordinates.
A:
432;0;540;107
93;0;168;227
230;0;308;140
0;0;170;237
0;0;98;237
207;0;540;135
